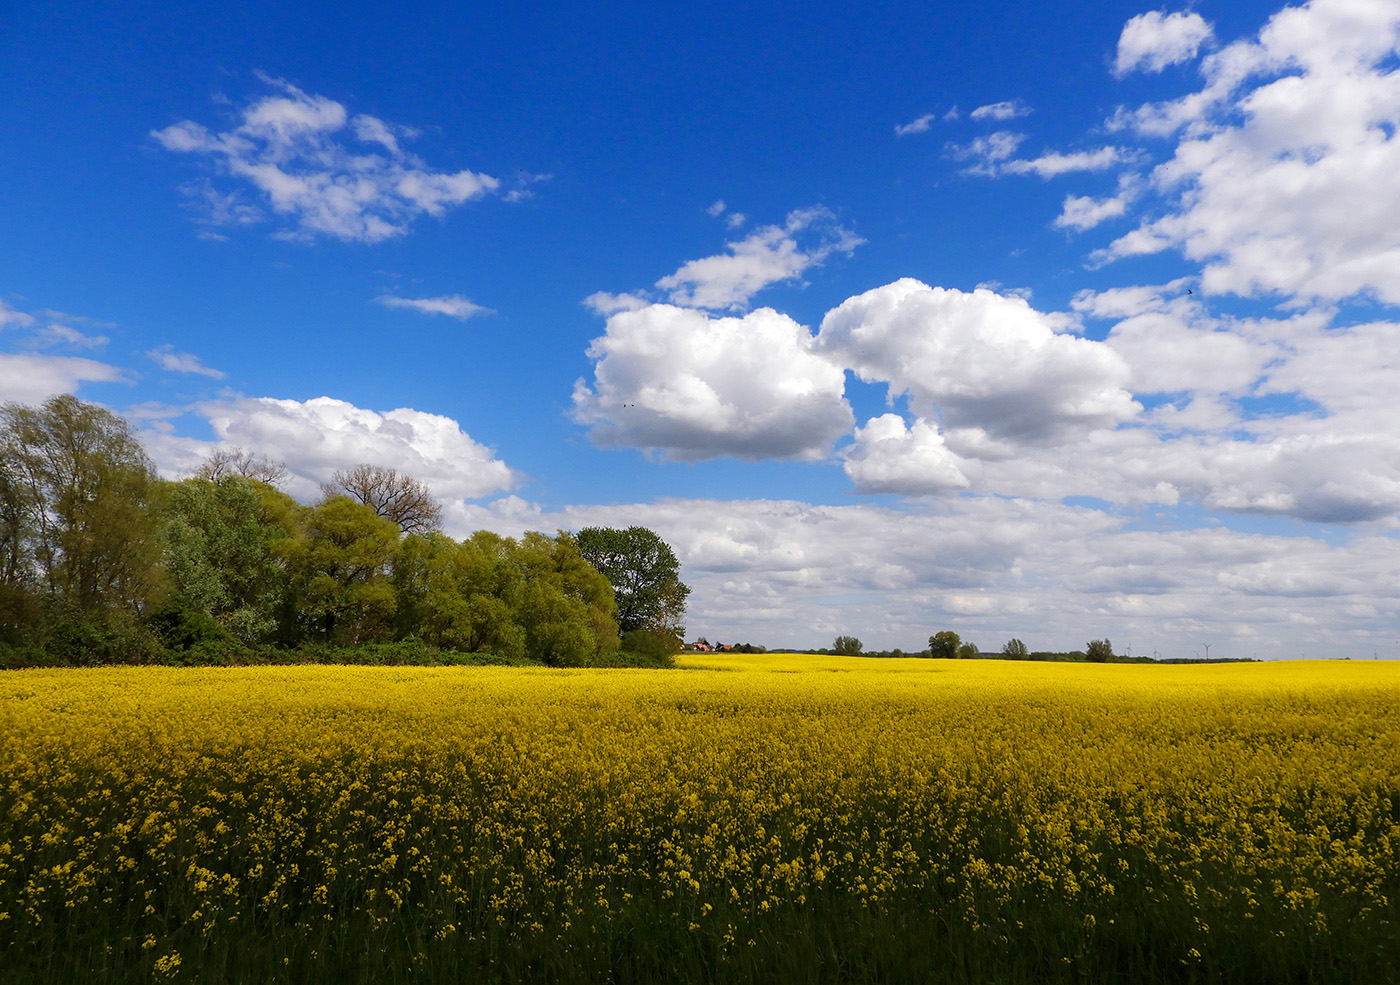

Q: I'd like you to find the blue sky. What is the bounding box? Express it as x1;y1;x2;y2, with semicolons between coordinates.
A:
5;0;1400;658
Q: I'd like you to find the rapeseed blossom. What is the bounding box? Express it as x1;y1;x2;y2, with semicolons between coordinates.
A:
1;657;1396;983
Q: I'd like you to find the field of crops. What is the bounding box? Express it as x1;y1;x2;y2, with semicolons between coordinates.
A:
1;656;1396;984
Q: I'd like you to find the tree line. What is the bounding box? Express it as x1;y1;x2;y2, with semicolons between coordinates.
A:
0;396;688;668
821;633;1252;664
818;632;1114;661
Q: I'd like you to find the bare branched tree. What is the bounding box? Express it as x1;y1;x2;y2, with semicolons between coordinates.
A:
194;448;289;487
320;464;443;535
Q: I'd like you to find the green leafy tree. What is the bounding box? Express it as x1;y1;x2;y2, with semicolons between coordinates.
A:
576;526;689;644
157;475;286;643
1001;637;1029;660
512;531;620;666
833;635;863;655
1086;638;1114;663
928;630;961;659
956;641;981;659
281;496;401;643
0;395;161;614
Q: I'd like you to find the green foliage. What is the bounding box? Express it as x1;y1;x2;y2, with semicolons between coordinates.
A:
928;630;961;659
1030;651;1088;662
1001;638;1029;659
576;526;689;638
146;594;227;651
955;641;981;660
832;635;863;655
158;475;286;643
280;496;401;644
1086;638;1115;663
0;395;161;615
618;628;678;667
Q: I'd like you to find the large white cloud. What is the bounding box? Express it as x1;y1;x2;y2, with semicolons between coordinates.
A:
152;76;502;243
573;303;852;461
842;415;971;495
147;395;516;505
1104;312;1278;396
1104;0;1400;305
818;279;1139;448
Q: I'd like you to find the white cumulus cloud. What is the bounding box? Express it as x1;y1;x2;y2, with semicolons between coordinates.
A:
1114;10;1214;76
842;415;971;495
572;303;853;461
817;279;1139;449
155;395;516;504
1103;0;1400;305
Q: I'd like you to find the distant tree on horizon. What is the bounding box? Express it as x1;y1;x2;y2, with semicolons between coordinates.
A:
1086;638;1114;663
833;635;863;655
929;630;961;659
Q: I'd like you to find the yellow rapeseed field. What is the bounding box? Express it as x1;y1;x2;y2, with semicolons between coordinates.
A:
1;656;1396;983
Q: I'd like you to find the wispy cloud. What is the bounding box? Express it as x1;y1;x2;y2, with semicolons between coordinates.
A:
654;207;863;311
36;323;108;349
1004;146;1135;178
948;131;1027;172
969;100;1031;121
894;113;937;137
0;299;37;331
954;135;1134;179
2;299;110;351
375;294;491;320
147;345;226;378
152;75;503;243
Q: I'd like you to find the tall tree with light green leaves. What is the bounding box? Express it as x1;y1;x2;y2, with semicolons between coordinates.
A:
0;395;161;615
280;495;402;644
157;474;288;643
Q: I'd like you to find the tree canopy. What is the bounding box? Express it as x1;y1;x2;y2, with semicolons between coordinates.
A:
0;396;633;667
1;395;161;614
1086;639;1115;663
575;526;689;644
833;635;863;655
928;630;961;659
